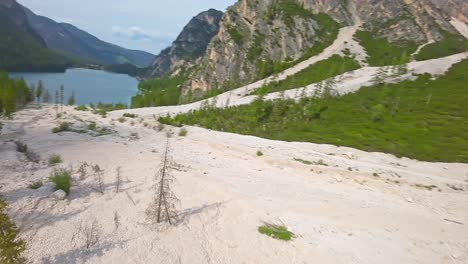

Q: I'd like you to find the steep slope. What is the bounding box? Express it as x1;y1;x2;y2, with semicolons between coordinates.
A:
146;9;223;78
0;0;74;72
21;6;155;67
183;0;466;98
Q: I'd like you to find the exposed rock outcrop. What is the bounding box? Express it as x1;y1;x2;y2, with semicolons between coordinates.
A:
146;9;224;78
183;0;466;96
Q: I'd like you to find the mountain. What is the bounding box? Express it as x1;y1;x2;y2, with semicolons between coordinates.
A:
179;0;467;98
146;9;223;78
0;0;74;72
21;6;155;67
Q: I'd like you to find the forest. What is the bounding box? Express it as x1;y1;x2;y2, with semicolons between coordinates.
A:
0;72;33;116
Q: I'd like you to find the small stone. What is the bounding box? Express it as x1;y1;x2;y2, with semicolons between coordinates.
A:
406;197;413;203
51;190;67;200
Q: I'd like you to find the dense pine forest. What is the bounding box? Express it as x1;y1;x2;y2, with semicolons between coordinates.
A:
0;73;34;116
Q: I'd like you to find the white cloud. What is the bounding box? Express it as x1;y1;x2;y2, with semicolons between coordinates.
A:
111;26;174;41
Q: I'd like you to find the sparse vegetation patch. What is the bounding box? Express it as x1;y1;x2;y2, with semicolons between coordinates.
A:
48;154;63;166
0;197;26;263
258;222;294;241
49;168;72;195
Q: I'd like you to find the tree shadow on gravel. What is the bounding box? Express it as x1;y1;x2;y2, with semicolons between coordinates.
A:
40;239;130;264
176;200;228;226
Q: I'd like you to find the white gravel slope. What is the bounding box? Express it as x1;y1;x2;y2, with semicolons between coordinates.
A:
1;105;467;264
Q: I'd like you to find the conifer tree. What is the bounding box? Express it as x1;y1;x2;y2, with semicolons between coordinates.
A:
36;80;44;104
67;91;75;106
59;85;64;112
54;90;59;116
42;89;50;104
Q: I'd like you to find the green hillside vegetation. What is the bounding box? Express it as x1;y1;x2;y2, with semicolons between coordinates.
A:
253;55;360;95
160;59;468;163
0;197;26;263
131;74;187;108
355;31;417;66
0;73;33;116
0;15;75;72
415;30;468;61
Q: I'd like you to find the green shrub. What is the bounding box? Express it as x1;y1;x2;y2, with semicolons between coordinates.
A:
226;25;244;45
52;122;71;133
49;169;72;195
123;113;137;118
28;181;43;189
0;198;26;263
75;105;88;111
87;122;97;131
256;151;264;156
178;128;188;137
48;154;62;166
14;141;28;153
118;117;126;123
258;223;294;241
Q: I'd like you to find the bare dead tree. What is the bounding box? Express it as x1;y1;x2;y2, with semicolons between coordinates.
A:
77;162;89;180
115;166;122;193
146;136;179;225
92;164;105;194
71;219;102;250
114;211;120;230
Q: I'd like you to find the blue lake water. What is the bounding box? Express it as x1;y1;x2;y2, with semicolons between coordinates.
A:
9;68;138;106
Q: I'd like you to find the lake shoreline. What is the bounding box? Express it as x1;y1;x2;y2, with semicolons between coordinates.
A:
9;69;139;106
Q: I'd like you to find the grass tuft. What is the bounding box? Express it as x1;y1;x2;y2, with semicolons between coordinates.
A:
49;168;72;195
52;122;71;133
178;128;188;137
258;223;294;241
48;154;63;166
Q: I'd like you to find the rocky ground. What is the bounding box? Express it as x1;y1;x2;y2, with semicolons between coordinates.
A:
1;105;467;264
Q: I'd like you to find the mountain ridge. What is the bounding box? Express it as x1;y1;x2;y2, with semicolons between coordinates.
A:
21;5;155;67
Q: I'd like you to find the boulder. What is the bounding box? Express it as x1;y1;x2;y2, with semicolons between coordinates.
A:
51;190;67;200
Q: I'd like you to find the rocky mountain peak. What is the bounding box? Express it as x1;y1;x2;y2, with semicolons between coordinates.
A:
146;9;224;78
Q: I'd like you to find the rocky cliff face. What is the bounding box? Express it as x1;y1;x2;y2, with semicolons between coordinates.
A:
183;0;466;97
427;0;468;22
146;9;223;78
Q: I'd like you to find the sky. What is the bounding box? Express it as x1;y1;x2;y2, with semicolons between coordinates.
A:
17;0;236;55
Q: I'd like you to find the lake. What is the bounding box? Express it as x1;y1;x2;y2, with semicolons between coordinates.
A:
9;68;139;106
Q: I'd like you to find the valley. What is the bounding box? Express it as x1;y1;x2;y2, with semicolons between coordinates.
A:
1;0;468;263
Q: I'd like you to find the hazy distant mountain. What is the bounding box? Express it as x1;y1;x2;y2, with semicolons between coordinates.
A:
0;0;74;72
146;9;223;78
22;6;155;67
